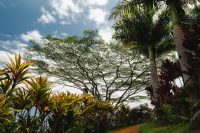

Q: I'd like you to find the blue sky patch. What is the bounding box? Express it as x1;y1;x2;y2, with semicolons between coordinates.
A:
0;0;117;45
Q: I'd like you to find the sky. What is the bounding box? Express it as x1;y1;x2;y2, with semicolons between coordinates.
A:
0;0;119;90
0;0;118;60
0;0;152;107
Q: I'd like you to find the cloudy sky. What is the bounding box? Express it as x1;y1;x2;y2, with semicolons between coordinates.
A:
0;0;152;106
0;0;118;60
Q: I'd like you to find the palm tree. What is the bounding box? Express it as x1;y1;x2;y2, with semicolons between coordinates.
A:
113;9;174;97
110;0;197;82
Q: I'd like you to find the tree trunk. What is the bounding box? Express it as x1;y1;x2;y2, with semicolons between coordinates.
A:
148;47;159;98
170;5;190;82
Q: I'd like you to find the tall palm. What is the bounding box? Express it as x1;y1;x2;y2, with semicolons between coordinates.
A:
113;9;174;97
110;0;198;82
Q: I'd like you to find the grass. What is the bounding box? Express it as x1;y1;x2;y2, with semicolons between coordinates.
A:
107;127;127;133
140;122;191;133
107;122;198;133
107;125;133;133
107;130;114;133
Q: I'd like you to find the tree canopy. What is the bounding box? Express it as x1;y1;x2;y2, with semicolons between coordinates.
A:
26;30;150;108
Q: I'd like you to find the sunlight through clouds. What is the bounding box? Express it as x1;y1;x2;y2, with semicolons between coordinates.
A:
99;26;113;43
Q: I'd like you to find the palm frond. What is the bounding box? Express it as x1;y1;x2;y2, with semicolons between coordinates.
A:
109;0;162;20
156;36;175;57
151;10;171;45
113;8;173;58
109;0;139;20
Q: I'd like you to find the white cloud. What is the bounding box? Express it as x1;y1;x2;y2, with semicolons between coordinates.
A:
99;26;113;43
0;51;14;63
38;7;56;24
21;30;42;43
37;0;111;25
0;40;28;53
49;0;82;19
0;40;28;65
86;0;108;6
53;31;68;38
36;0;114;43
60;20;70;25
88;8;108;25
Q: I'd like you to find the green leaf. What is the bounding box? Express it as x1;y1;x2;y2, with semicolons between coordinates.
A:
0;98;6;107
14;109;23;112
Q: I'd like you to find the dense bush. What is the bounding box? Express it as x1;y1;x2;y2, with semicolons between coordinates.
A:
146;17;200;130
110;104;153;129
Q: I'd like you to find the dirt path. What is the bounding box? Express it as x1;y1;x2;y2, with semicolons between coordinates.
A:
114;125;140;133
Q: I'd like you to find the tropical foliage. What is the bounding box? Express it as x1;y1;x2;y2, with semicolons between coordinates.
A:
0;54;114;133
111;104;152;129
110;0;200;132
2;0;200;132
144;15;200;130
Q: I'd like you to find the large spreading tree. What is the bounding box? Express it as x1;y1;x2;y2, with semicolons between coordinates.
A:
26;30;150;108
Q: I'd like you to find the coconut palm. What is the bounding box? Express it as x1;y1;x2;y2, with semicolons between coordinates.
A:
110;0;199;82
113;9;174;97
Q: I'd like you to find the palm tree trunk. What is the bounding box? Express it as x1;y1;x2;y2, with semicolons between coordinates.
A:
170;5;190;82
148;47;159;98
